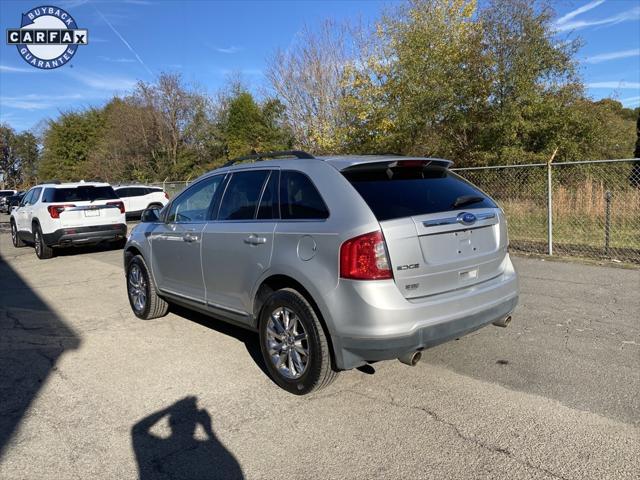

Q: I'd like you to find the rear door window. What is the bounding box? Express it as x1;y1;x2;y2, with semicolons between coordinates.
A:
279;170;329;220
27;187;42;205
20;189;35;206
218;170;270;220
343;166;496;221
257;171;279;220
129;187;146;197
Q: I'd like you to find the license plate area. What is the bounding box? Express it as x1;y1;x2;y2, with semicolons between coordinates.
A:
459;268;479;282
84;209;100;217
419;226;497;264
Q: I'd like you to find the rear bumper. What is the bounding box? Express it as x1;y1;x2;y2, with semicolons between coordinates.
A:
43;224;127;247
327;254;519;370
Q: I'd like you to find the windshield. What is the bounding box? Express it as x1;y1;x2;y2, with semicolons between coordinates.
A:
42;186;118;203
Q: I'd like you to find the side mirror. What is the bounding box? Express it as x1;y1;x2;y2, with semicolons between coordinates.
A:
141;207;161;223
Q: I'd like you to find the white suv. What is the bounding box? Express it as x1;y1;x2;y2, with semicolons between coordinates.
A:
10;181;127;259
113;185;168;219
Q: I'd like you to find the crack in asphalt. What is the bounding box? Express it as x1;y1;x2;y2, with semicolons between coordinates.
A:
344;389;570;480
5;310;44;331
518;274;613;288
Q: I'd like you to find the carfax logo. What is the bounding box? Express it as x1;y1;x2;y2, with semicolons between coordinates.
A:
6;5;88;69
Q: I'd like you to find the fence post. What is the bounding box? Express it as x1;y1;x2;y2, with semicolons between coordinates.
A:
546;149;557;256
604;190;612;256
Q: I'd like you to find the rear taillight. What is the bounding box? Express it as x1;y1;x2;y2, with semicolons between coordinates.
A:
164;192;169;200
340;230;392;280
107;201;125;214
47;204;75;218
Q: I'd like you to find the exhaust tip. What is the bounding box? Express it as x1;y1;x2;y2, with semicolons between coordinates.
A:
398;351;422;366
493;315;512;328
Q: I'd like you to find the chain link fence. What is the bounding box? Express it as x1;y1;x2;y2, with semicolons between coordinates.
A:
148;180;191;199
452;159;640;264
142;158;639;265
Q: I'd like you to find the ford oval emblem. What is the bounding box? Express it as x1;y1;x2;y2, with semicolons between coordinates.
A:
458;212;477;225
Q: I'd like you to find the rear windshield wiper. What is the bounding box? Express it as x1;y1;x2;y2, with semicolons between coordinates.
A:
451;195;485;208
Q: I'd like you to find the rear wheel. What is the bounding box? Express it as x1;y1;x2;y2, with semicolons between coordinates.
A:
126;255;169;320
11;221;26;248
112;238;127;250
259;288;338;395
34;225;54;259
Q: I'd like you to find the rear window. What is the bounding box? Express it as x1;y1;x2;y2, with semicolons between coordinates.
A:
280;170;329;220
343;166;496;221
42;186;118;203
0;191;15;198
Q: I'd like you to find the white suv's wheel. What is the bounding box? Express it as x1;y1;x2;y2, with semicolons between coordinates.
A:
34;225;54;259
11;221;26;248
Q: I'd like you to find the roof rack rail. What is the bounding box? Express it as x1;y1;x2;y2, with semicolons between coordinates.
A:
222;150;315;168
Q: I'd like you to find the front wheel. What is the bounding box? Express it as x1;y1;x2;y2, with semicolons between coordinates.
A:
34;225;54;259
126;255;169;320
11;221;26;248
259;288;338;395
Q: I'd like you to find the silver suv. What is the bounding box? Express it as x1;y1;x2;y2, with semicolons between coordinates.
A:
124;152;518;394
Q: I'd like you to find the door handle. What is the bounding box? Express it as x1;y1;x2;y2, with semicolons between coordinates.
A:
183;233;198;243
244;235;267;245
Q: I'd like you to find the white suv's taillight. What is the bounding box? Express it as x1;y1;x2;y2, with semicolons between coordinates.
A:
340;230;392;280
107;201;125;213
47;204;75;218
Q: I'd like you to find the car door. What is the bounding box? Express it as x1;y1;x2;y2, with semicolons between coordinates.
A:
23;187;42;232
115;188;131;213
201;169;277;321
14;188;34;232
150;174;225;303
130;187;147;213
16;188;42;233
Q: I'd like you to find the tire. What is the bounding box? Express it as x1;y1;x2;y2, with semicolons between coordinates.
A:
126;255;169;320
112;238;127;250
34;224;54;259
259;288;338;395
11;220;26;248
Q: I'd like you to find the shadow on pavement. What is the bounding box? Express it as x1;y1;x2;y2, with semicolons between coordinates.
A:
132;396;243;480
168;304;270;378
0;253;80;458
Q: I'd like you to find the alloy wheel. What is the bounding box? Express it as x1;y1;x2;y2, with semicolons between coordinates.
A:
265;306;310;379
35;231;41;256
128;264;147;313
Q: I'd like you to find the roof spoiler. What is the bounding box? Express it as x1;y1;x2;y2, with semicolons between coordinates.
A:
341;158;453;172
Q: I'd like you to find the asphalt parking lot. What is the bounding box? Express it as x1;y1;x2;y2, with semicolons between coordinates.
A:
0;215;638;479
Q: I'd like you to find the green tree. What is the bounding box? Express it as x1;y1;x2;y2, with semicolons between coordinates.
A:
221;90;293;158
0;124;19;188
40;108;105;181
0;124;41;188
